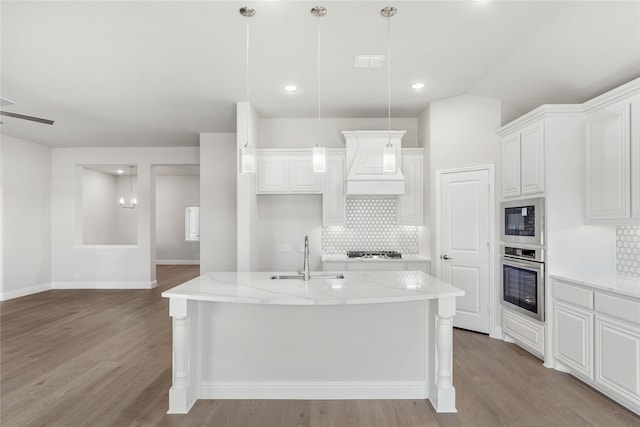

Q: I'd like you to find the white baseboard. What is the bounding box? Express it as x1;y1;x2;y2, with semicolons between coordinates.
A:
0;282;51;301
489;326;503;340
156;260;200;265
199;381;427;400
52;281;157;290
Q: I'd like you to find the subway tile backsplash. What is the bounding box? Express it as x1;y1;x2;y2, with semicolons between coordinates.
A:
321;197;419;256
617;225;640;277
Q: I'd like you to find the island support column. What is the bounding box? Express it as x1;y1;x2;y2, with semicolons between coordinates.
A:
428;296;457;413
167;298;199;414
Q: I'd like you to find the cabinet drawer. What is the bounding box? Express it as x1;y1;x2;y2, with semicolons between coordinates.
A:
503;309;545;357
553;280;594;309
595;292;640;325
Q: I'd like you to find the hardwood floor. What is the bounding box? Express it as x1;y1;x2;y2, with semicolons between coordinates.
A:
1;265;639;427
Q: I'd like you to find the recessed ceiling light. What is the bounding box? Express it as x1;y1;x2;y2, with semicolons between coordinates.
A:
284;84;298;92
411;82;425;90
117;169;124;174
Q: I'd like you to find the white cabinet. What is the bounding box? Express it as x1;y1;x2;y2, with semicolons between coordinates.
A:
595;316;640;410
554;301;594;380
501;121;545;198
397;149;424;225
322;151;346;226
550;277;640;415
502;309;545;358
256;150;322;194
323;260;430;274
585;94;640;222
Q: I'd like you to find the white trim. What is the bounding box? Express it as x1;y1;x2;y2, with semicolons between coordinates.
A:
583;77;640;112
497;105;584;136
156;260;200;265
199;381;427;400
52;281;157;289
435;164;497;337
0;282;51;301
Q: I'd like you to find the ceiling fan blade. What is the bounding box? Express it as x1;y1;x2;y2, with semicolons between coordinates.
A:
0;111;54;125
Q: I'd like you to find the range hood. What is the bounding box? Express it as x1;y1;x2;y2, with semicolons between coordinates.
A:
343;130;406;195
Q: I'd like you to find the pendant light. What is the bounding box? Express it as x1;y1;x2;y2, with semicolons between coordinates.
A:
381;6;397;173
311;6;327;174
119;165;137;209
240;6;256;174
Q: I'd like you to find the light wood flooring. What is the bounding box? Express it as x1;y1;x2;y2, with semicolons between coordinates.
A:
1;265;639;427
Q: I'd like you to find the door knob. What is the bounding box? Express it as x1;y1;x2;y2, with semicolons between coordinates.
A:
441;254;452;260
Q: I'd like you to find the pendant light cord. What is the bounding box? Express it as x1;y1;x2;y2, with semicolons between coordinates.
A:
387;12;391;144
246;16;250;148
317;14;321;145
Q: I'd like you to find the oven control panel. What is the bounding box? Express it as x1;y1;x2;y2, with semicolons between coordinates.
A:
503;245;544;262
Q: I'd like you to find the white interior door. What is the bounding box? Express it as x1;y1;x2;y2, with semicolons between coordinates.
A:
439;168;491;333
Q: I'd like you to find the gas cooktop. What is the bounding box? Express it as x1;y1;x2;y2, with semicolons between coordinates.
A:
347;251;402;259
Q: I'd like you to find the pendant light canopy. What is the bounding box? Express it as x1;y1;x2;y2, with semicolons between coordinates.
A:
381;6;397;173
119;165;137;209
311;6;327;174
240;6;256;174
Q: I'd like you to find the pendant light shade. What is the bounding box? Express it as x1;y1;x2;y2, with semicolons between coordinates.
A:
119;165;137;209
240;143;255;174
313;144;327;173
382;143;397;173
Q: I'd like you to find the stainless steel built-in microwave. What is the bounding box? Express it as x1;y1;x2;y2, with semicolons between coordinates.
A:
500;197;545;246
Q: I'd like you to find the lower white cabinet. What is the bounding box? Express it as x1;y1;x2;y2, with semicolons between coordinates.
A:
553;301;593;380
502;309;545;358
550;277;640;415
323;260;430;274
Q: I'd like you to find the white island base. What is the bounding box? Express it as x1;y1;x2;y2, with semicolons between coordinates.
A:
162;271;464;414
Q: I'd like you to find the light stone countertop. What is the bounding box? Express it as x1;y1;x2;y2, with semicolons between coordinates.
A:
549;273;640;299
162;271;463;305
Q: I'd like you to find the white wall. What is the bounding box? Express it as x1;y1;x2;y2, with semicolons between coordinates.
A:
417;106;431;257
259;118;419;148
426;94;501;264
200;132;237;273
1;135;52;300
51;147;198;288
254;195;323;272
82;168;118;244
156;175;200;264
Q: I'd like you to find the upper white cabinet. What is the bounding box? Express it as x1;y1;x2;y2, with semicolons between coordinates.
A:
584;78;640;223
323;150;346;226
397;149;424;225
256;149;322;194
501;121;545;198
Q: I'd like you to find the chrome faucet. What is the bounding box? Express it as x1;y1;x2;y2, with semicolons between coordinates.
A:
301;235;310;281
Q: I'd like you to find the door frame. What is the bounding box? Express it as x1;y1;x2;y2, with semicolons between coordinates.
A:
435;164;497;338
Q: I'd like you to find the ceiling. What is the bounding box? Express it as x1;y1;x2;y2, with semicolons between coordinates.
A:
1;1;639;148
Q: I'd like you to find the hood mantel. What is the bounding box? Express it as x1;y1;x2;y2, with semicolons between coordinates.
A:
343;130;406;195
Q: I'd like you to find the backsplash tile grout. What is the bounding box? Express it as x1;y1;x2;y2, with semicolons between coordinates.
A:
322;197;419;256
616;226;640;278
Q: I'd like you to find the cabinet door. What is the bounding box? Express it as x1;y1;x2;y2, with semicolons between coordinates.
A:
520;122;545;195
595;316;640;406
289;157;322;194
554;301;594;380
405;261;430;274
397;152;423;225
323;154;346;226
257;155;289;193
502;133;521;198
632;101;640;219
586;102;631;220
347;262;404;271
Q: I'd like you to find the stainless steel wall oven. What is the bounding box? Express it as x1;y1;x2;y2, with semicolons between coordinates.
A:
501;246;545;321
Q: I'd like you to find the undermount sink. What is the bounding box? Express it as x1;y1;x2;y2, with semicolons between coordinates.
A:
270;273;345;280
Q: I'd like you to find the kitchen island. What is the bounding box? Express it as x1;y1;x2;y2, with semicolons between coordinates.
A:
162;271;464;414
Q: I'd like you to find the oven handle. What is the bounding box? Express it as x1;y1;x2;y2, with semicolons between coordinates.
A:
501;256;545;270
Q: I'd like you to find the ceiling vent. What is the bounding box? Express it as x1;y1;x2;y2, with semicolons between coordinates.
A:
353;55;385;68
